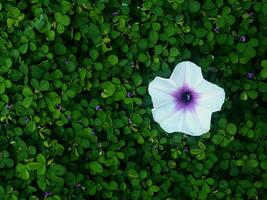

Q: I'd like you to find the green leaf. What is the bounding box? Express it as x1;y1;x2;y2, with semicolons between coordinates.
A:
260;160;267;170
109;181;118;190
39;80;50;91
101;81;116;98
7;7;21;19
0;83;5;94
55;12;70;26
107;55;119;65
198;141;206;151
132;73;143;86
170;47;180;57
22;97;33;108
22;87;33;97
189;0;200;12
90;49;99;61
258;82;267;93
138;39;148;49
260;68;267;78
25;121;36;133
190;149;202;155
87;161;103;174
247;90;258;99
226;123;237;135
61;0;73;13
127;168;139;178
57;24;65;34
261;60;267;68
87;23;101;42
66;89;76;98
19;43;28;54
149;30;158;43
212;134;224;145
16;163;30;180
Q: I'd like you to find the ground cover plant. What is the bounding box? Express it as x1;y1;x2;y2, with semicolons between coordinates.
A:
0;0;267;199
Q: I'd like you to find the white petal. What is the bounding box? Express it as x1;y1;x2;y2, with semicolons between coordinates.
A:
170;61;203;89
151;103;177;124
196;80;225;112
148;77;177;108
181;107;212;136
158;110;185;133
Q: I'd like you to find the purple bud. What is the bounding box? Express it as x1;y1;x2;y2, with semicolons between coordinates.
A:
248;12;254;17
247;72;254;80
239;36;247;42
24;117;29;123
76;183;86;190
64;59;69;64
67;115;72;121
44;192;53;198
112;11;120;16
55;104;62;110
95;105;101;111
213;27;220;33
127;92;133;98
90;128;96;135
128;118;132;124
6;104;13;109
183;146;189;153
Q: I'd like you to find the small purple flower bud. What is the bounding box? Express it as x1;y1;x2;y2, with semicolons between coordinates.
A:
91;130;96;135
64;59;69;64
24;117;29;123
239;36;247;42
183;146;189;153
248;12;254;17
247;72;254;80
112;11;120;16
44;192;53;198
128;118;132;124
67;115;72;121
76;183;86;190
127;92;133;98
6;104;13;109
55;104;62;110
213;27;220;33
95;105;101;111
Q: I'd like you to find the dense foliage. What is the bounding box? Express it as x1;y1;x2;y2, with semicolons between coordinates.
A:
0;0;267;199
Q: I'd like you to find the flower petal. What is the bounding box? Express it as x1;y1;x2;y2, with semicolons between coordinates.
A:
157;109;185;133
148;77;177;108
170;61;203;89
196;80;225;112
181;107;212;136
151;103;177;124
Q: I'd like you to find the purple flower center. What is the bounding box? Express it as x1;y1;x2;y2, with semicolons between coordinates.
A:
95;105;101;111
213;27;220;33
127;92;133;97
239;36;246;42
181;91;192;103
172;85;199;111
248;12;254;17
247;72;254;80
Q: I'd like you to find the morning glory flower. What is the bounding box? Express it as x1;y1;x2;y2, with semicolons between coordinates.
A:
95;105;101;111
213;27;220;33
239;36;247;42
247;72;254;80
148;61;225;136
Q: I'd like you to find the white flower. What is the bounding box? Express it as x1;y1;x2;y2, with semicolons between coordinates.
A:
148;61;225;136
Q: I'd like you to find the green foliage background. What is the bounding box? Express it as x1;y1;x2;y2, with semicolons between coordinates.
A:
0;0;267;199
